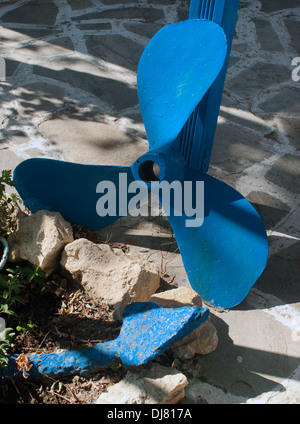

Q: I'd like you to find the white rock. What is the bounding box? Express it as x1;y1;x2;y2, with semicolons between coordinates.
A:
96;364;188;404
172;321;218;359
148;286;203;308
8;209;73;276
184;379;245;404
60;238;160;321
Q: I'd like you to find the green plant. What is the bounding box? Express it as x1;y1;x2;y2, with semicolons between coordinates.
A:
7;265;46;285
0;327;15;369
195;366;208;382
171;358;181;369
0;265;46;366
0;169;16;197
0;170;47;368
0;169;23;236
0;265;46;318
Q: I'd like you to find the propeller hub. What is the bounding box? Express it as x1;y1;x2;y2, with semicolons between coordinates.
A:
131;152;166;187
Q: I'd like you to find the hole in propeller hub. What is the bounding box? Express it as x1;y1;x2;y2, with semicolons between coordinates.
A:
138;160;161;182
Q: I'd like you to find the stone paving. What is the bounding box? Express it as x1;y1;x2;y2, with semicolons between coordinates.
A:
0;0;299;404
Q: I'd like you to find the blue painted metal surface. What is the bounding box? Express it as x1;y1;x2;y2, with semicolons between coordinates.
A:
13;0;268;309
137;19;227;150
159;163;268;308
0;302;209;381
13;159;136;230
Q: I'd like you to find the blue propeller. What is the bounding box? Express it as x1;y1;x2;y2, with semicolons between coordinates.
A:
13;0;268;309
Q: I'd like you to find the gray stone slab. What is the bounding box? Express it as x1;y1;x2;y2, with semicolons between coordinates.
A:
253;18;283;52
193;305;300;398
16;37;74;58
265;154;300;194
284;19;300;53
124;22;164;39
0;1;19;6
257;88;300;116
76;22;112;31
148;0;176;5
86;34;144;71
13;82;66;116
0;26;60;43
228;56;240;68
210;123;274;174
33;63;138;112
1;1;58;26
0;148;23;171
281;117;300;150
3;58;20;77
42;36;74;52
255;243;300;306
277;241;300;261
219;100;275;134
226;64;291;106
67;0;93;10
247;191;290;230
38;111;148;165
177;5;189;21
73;7;164;23
1;130;28;147
0;110;6;126
260;0;300;14
100;0;135;3
7;27;61;39
231;43;248;53
0;132;45;168
95;214;175;252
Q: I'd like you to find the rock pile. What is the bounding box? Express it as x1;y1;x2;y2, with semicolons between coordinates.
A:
7;209;218;404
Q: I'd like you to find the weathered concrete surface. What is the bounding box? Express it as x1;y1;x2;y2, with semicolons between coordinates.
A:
0;0;299;404
38;110;148;165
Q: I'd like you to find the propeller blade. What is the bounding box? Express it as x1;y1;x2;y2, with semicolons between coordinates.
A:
157;167;268;309
137;19;227;150
13;158;138;230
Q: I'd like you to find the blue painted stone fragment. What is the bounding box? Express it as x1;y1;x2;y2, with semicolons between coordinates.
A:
0;302;209;381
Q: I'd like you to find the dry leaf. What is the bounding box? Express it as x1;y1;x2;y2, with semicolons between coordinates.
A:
15;352;33;378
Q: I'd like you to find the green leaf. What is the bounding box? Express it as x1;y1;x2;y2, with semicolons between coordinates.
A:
27;273;35;283
13;295;26;305
0;304;8;313
0;305;17;317
2;290;9;300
